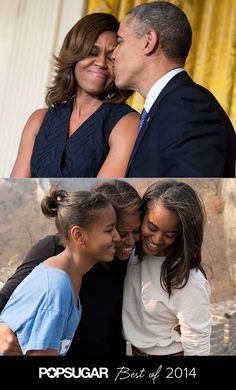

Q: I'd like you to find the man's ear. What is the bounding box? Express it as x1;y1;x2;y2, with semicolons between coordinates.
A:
70;226;85;245
144;29;159;55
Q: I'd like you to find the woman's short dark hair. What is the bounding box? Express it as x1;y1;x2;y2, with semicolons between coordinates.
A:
139;180;206;296
41;187;111;245
91;180;141;218
46;13;133;107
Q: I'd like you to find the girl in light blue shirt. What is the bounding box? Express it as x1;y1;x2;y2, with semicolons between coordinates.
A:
0;188;120;355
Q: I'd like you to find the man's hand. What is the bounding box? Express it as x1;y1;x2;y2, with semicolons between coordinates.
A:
0;323;22;355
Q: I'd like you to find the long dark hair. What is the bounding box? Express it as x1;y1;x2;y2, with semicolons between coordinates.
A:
138;180;206;296
46;13;133;107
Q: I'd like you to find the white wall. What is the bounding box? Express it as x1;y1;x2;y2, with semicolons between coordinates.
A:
0;0;88;177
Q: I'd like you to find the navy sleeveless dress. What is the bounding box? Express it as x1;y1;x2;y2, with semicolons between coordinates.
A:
30;101;135;177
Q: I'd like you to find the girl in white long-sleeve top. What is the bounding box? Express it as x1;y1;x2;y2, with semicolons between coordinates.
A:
122;180;211;356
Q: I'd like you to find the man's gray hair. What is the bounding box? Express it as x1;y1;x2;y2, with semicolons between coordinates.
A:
127;1;192;64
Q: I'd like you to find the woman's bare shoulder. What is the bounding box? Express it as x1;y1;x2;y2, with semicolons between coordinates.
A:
26;108;48;125
23;108;48;136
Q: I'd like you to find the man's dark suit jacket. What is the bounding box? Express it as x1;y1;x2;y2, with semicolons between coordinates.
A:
125;71;236;178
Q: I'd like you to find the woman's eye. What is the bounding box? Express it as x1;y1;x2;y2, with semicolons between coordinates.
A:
148;226;157;232
165;233;177;239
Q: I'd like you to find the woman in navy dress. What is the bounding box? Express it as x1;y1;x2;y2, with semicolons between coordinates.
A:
11;13;139;178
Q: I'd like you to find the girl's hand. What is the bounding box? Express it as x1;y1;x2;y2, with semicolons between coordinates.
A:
0;323;22;355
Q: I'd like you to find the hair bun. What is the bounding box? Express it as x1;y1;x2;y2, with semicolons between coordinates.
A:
41;188;68;218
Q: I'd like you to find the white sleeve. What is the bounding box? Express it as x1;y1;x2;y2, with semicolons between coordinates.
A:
173;275;211;355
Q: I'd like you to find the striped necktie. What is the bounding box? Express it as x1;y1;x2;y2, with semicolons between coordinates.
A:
138;108;148;133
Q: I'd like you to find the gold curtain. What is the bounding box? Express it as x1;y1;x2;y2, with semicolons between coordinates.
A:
87;0;236;129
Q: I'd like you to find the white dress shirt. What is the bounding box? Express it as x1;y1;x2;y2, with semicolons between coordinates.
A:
144;68;184;113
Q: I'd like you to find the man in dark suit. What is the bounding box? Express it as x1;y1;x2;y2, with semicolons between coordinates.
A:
113;1;236;177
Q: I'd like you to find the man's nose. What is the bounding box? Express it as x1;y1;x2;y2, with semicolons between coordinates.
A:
112;46;117;62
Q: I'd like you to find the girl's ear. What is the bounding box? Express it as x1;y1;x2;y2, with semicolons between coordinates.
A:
70;226;85;245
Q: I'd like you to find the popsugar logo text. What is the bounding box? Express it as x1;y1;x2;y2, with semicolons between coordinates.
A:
39;367;109;379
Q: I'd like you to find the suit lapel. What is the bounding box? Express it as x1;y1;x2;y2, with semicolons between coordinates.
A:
125;71;192;174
